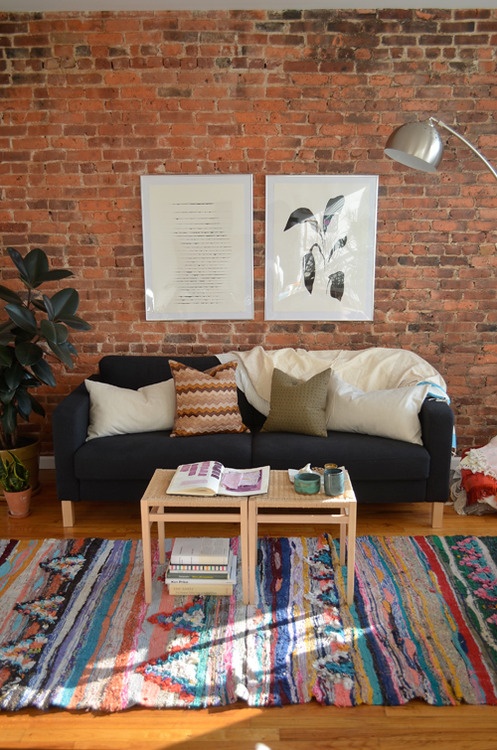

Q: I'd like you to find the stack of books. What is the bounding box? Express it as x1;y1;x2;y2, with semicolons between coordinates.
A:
165;537;236;596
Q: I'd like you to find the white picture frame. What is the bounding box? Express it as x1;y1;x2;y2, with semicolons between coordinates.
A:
265;174;378;321
140;174;254;320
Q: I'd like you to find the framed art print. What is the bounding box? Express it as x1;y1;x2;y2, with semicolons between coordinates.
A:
141;174;254;320
265;174;378;321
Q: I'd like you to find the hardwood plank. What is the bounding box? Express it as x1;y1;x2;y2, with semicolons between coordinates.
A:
1;471;496;750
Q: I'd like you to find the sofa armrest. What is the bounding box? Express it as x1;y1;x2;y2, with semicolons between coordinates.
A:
419;398;455;502
52;381;91;502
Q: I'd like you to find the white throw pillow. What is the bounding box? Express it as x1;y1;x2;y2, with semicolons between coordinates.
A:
326;373;431;445
85;379;176;440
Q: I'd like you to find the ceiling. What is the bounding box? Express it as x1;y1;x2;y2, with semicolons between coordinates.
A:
2;0;497;11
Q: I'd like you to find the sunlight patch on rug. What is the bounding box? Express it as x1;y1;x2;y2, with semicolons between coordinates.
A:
0;534;496;711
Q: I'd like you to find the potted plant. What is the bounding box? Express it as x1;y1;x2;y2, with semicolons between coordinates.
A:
0;247;91;492
0;450;31;517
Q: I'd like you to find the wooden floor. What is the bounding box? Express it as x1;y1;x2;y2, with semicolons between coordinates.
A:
1;471;497;750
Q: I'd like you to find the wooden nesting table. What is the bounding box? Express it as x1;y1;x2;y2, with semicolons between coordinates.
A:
140;469;250;604
247;469;357;605
140;468;357;607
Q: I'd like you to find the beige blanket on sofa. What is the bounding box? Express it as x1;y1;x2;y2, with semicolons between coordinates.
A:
217;346;447;416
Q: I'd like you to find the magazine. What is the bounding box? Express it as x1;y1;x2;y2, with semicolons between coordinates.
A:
166;460;270;497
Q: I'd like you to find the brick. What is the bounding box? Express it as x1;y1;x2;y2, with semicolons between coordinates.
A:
1;8;497;455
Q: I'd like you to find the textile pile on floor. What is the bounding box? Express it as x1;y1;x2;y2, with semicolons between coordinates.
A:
452;435;497;514
0;534;496;711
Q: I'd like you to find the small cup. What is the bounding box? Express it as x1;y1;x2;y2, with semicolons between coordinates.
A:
294;472;321;495
324;467;344;496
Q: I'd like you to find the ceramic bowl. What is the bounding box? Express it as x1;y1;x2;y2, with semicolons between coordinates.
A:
294;472;321;495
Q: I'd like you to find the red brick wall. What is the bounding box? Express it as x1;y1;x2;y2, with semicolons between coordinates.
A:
1;8;497;455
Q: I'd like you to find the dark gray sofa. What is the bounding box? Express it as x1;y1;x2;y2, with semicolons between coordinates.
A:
52;354;454;528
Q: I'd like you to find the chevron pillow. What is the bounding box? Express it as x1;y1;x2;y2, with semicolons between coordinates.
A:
169;360;248;437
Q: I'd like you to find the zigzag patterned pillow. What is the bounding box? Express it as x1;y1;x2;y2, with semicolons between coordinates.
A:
169;360;248;437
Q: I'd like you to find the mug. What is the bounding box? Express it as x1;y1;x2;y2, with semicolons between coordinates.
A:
324;466;344;496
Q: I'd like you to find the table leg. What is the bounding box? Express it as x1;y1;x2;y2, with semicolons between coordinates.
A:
339;517;346;566
239;498;249;605
346;503;357;605
157;507;166;565
140;499;153;604
247;498;257;604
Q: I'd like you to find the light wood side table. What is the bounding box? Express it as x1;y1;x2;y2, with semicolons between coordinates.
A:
248;469;357;605
140;469;250;604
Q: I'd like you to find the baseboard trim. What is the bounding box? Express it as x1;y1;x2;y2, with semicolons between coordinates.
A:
40;455;55;470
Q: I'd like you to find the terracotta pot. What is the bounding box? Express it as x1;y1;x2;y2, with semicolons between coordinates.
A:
0;439;40;501
4;487;32;519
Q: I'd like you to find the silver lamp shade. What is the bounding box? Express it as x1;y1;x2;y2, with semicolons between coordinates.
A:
384;121;444;173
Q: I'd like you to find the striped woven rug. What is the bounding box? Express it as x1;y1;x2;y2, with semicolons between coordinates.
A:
0;534;496;711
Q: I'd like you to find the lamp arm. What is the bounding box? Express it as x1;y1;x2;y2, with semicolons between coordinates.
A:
430;117;497;181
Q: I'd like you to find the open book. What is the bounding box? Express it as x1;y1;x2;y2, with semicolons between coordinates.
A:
166;461;270;497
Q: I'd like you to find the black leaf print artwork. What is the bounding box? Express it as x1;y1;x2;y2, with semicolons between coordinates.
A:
328;236;347;263
284;208;319;233
328;271;344;301
302;245;317;293
323;196;345;233
284;195;348;300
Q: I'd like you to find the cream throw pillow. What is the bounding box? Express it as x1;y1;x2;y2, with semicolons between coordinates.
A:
326;373;431;445
85;379;176;440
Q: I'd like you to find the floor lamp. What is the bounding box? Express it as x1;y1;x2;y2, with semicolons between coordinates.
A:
384;117;497;181
385;116;497;465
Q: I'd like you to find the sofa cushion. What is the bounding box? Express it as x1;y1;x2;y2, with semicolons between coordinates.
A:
170;360;248;437
261;367;330;437
326;373;430;444
251;430;430;483
74;430;253;481
85;379;176;440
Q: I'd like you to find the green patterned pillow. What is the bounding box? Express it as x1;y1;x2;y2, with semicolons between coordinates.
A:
261;367;330;437
170;360;248;437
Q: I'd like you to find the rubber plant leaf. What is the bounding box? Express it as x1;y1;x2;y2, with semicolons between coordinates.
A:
61;314;91;331
323;195;345;233
31;357;56;388
47;341;76;369
28;392;46;417
284;208;320;233
0;345;14;368
8;247;48;288
4;304;37;336
1;403;17;438
20;248;49;286
0;285;23;306
6;247;30;281
14;342;44;367
15;387;34;421
8;247;73;288
40;269;74;283
45;288;79;319
4;360;24;391
0;319;15;339
302;248;316;294
40;319;69;345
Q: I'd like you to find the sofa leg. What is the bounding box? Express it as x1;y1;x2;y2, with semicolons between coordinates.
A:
61;500;76;527
431;502;444;529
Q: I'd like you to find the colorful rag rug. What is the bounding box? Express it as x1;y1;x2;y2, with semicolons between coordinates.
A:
0;534;496;711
